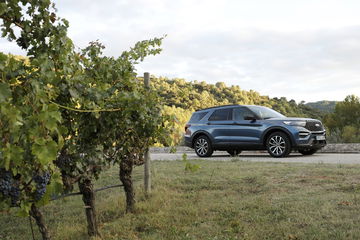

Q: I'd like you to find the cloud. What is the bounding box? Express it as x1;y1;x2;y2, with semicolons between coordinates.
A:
1;0;359;102
138;26;360;102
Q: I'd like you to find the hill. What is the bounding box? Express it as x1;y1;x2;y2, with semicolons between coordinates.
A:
305;101;337;113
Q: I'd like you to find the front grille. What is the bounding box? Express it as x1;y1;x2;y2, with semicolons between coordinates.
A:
305;121;324;132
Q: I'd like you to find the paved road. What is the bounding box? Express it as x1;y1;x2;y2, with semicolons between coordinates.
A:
151;151;360;164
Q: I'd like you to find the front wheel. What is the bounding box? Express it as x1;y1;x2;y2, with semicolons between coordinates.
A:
299;149;317;155
266;132;291;158
194;135;213;157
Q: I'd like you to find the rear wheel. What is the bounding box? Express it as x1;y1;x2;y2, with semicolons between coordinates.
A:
266;132;291;158
227;150;242;157
299;149;317;155
194;135;213;157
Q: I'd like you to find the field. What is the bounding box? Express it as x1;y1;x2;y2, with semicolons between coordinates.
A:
2;159;360;240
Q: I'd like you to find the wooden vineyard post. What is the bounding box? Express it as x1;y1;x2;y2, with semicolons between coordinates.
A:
144;72;151;194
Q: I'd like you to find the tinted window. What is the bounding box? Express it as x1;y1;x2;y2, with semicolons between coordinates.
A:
189;111;208;122
234;107;256;121
246;106;285;119
209;108;233;121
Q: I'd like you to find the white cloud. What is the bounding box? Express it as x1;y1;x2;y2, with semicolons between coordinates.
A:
1;0;360;102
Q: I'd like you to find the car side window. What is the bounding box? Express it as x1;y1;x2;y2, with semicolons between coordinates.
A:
233;107;256;121
189;111;208;122
208;108;233;121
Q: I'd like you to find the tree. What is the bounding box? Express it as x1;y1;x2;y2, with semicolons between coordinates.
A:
324;95;360;142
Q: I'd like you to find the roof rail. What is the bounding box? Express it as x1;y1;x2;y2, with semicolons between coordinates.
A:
196;104;241;112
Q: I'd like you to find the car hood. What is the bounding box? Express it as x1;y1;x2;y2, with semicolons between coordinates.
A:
265;117;320;122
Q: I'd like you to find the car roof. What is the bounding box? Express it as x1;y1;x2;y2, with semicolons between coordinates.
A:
196;104;242;112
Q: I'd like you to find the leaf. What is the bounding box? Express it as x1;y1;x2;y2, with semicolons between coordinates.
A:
17;202;32;217
69;88;79;98
32;140;58;165
0;3;7;16
2;143;24;170
0;82;11;102
48;108;62;122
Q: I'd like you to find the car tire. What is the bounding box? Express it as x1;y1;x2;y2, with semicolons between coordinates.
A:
227;150;242;157
299;149;317;155
266;132;291;158
194;135;213;157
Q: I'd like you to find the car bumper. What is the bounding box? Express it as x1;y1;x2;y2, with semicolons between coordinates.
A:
184;136;192;148
296;132;327;150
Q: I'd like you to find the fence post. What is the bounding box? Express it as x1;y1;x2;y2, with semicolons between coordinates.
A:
144;72;151;194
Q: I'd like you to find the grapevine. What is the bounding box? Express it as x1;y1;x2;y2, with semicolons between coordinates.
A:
0;0;170;239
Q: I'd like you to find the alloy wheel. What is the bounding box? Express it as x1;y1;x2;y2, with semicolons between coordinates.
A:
195;138;209;156
268;135;286;156
194;136;213;157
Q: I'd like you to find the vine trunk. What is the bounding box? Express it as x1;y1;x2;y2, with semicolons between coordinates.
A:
119;158;135;212
78;179;100;237
30;204;51;240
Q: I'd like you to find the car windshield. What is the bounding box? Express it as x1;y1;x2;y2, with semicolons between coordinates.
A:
246;106;285;119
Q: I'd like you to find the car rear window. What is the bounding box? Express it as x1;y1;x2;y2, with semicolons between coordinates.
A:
189;111;208;122
208;108;233;121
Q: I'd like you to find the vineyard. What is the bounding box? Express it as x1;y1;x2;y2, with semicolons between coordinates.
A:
2;1;360;239
0;1;171;239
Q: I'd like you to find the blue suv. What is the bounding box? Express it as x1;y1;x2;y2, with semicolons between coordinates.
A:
184;105;326;158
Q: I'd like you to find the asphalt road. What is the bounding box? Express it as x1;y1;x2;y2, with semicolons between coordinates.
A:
151;151;360;164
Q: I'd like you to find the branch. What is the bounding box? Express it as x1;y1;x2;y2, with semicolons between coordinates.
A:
50;101;123;113
50;184;123;201
0;15;24;29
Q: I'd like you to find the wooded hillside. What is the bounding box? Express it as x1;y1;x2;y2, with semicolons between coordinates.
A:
148;77;323;145
305;101;337;113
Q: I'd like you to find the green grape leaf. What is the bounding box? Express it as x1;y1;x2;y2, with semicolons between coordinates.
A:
0;3;7;16
32;140;58;165
2;143;24;170
0;82;11;102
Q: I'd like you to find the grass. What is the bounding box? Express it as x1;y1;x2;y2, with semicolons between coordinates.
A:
2;159;360;239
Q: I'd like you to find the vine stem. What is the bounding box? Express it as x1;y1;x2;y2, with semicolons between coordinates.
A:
50;101;123;112
29;216;36;240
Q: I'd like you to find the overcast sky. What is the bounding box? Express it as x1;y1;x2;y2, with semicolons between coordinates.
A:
1;0;360;102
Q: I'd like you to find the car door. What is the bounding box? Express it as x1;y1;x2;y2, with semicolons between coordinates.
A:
206;108;234;144
231;107;263;143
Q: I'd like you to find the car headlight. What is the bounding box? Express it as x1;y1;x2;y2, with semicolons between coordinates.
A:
283;121;306;127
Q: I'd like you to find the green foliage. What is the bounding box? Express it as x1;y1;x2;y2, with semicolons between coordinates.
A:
0;0;69;213
182;153;200;173
161;105;192;146
56;39;168;187
324;95;360;143
305;100;337;113
169;146;177;153
0;0;169;218
342;126;360;143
